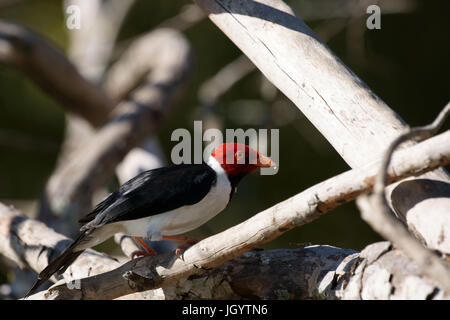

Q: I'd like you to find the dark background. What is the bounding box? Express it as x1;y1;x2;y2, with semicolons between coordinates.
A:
0;0;449;264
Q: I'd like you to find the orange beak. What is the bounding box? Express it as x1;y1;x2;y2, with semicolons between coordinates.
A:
257;154;276;168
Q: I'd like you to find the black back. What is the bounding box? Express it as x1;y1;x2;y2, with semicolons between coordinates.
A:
79;163;218;226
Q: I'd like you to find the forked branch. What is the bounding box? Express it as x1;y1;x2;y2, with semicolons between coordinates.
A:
357;102;450;293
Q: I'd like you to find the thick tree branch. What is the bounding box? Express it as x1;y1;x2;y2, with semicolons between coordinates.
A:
357;102;450;292
18;229;447;300
3;204;444;299
157;242;446;300
32;129;450;299
192;0;450;256
193;0;406;166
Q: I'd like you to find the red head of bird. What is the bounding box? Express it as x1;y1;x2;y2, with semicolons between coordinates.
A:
211;143;275;178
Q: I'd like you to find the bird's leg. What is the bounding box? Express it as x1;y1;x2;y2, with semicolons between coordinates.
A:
161;235;198;260
131;236;157;260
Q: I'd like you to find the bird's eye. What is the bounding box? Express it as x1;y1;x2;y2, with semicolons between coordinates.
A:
235;151;245;163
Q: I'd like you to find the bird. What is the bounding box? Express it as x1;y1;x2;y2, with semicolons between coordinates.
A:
25;142;276;297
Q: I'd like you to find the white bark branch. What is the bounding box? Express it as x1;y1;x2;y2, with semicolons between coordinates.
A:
192;0;450;255
357;103;450;292
3;203;444;299
115;243;448;300
65;0;136;81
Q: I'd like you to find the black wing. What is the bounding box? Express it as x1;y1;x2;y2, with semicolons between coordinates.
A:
79;163;217;226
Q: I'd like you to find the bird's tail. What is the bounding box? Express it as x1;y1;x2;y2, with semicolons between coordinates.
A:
24;231;88;298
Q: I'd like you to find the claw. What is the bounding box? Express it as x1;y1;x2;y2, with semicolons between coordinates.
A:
175;247;187;261
161;235;198;261
131;236;157;259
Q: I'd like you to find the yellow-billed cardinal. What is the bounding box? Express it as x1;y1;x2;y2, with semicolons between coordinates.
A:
26;143;275;296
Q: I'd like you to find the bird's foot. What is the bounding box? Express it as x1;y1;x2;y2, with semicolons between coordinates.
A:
131;236;157;260
175;245;190;261
161;235;198;261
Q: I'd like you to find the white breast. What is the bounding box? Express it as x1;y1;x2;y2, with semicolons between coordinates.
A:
117;156;232;240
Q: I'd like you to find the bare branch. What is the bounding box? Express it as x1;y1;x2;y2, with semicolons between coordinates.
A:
4;208;439;300
65;0;136;81
103;28;192;101
357;102;450;293
0;20;114;126
3;200;447;299
193;0;405;166
35;129;450;299
29;240;449;300
24;243;450;300
112;4;205;61
192;0;450;255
